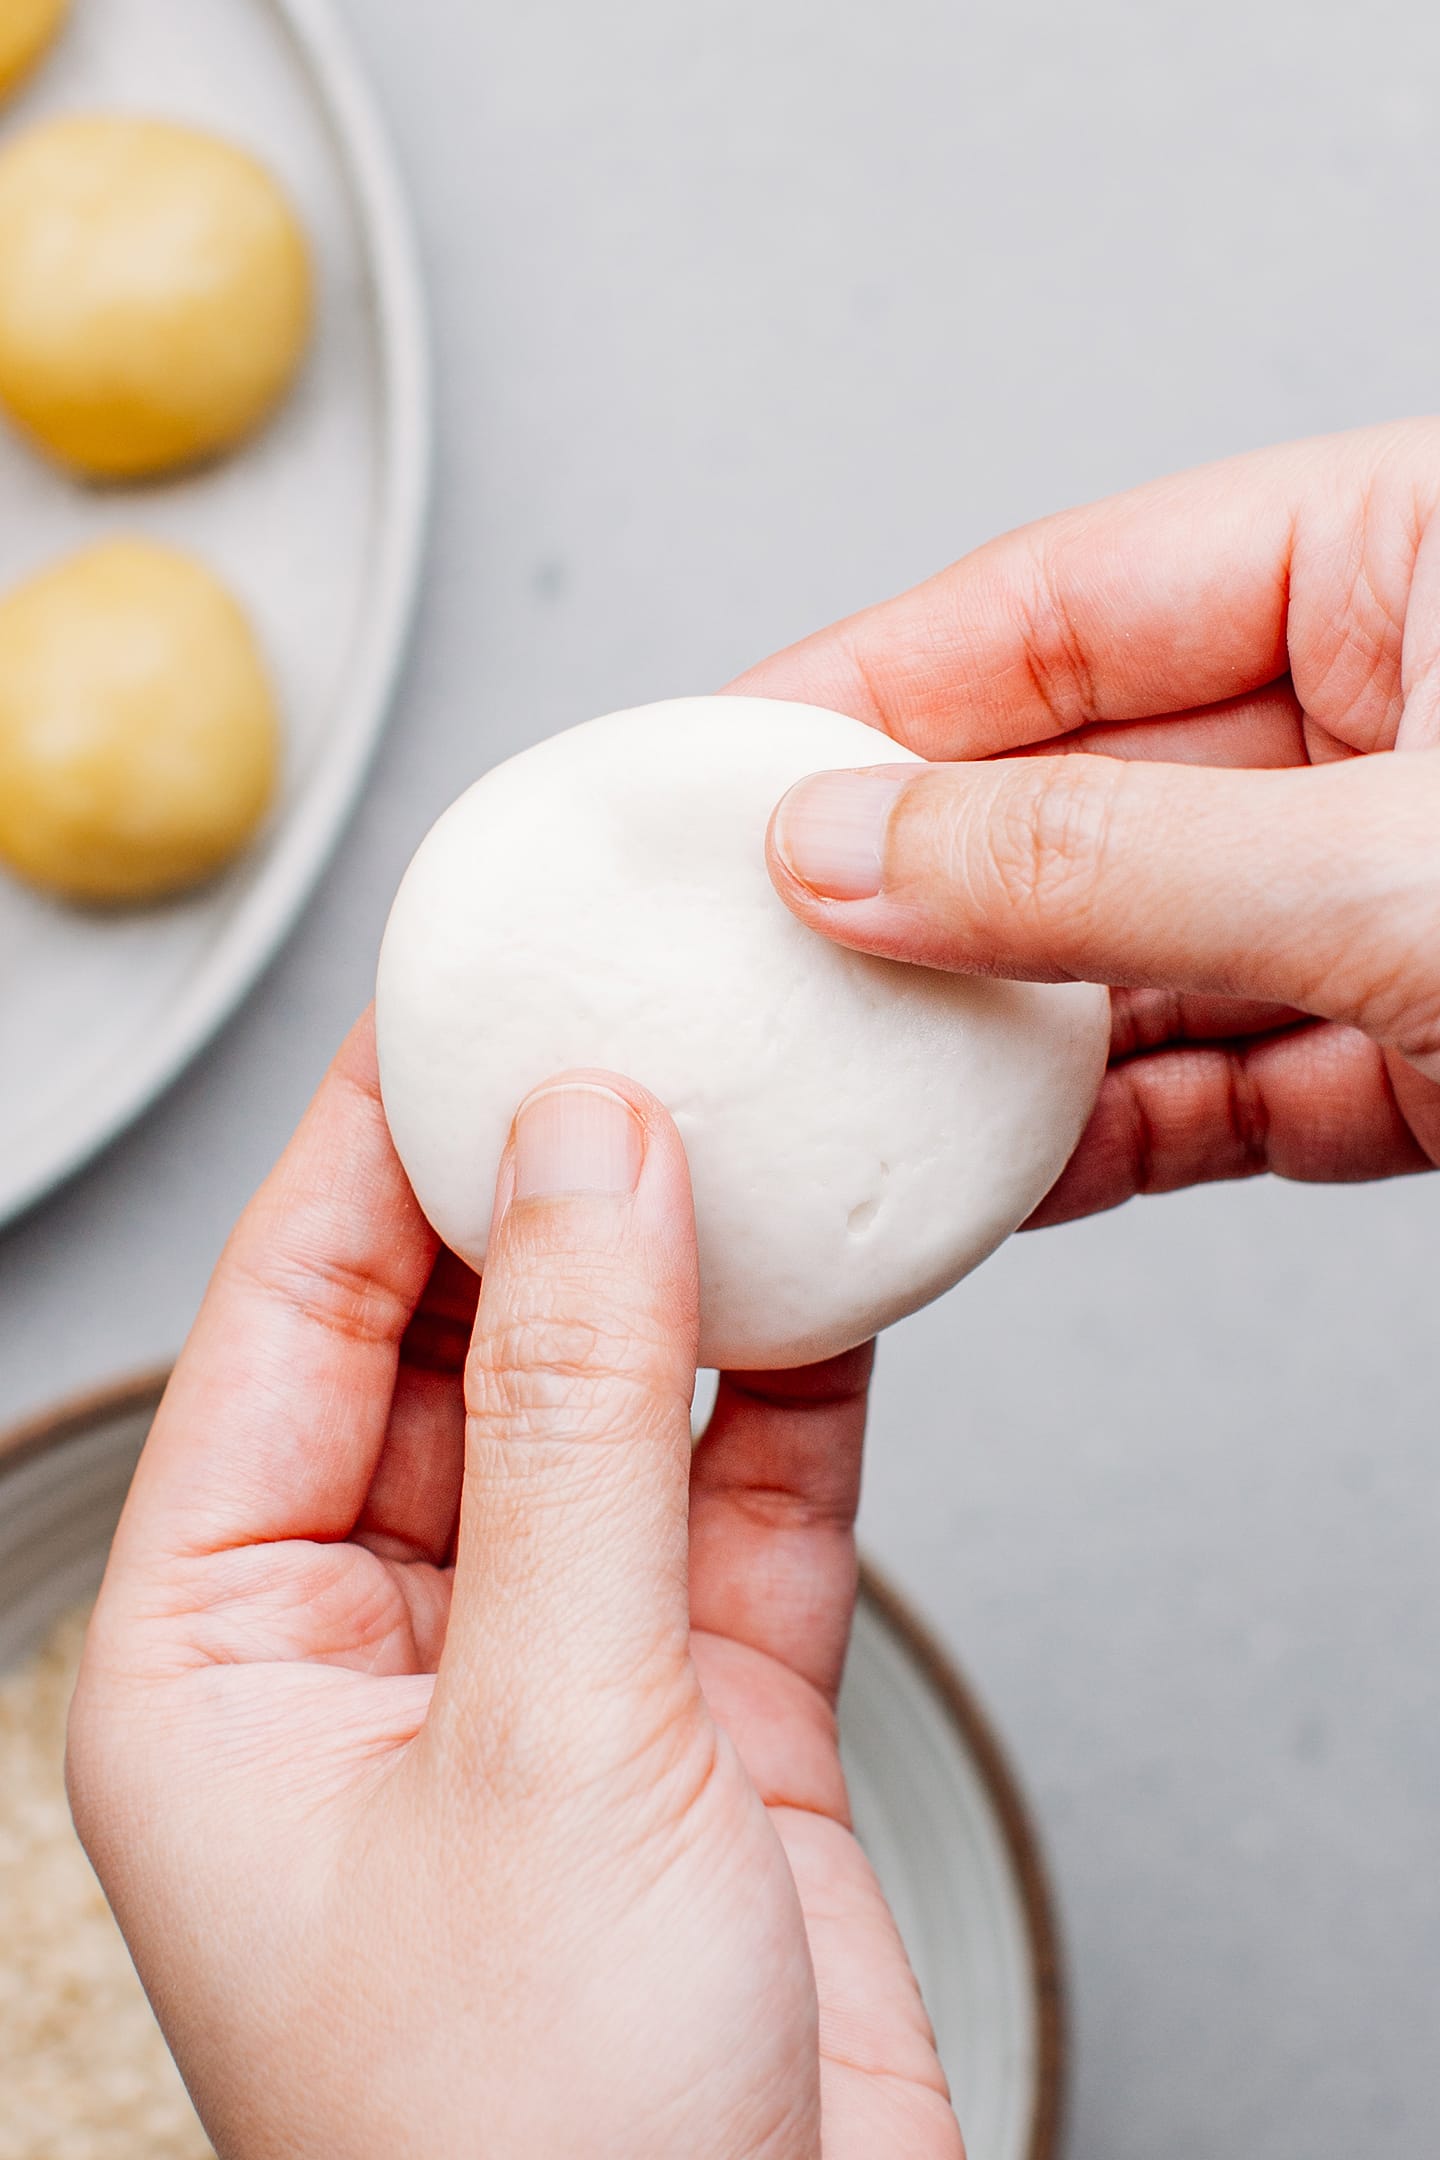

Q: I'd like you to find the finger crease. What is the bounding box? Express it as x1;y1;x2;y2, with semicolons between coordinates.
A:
1224;1049;1272;1173
726;1376;870;1413
241;1248;413;1351
1017;547;1102;732
701;1484;858;1536
1127;1077;1159;1197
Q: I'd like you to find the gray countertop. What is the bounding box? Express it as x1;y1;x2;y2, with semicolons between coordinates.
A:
2;2;1437;2151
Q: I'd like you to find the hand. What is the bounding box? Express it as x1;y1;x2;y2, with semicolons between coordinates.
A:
739;419;1440;1222
67;1021;962;2160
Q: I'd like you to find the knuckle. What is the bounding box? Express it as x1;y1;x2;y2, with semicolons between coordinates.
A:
1306;488;1410;748
981;763;1119;946
1014;534;1102;731
467;1293;663;1440
238;1243;411;1352
1221;1049;1271;1174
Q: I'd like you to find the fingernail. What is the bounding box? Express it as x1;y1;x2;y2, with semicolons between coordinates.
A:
514;1083;645;1200
773;768;911;901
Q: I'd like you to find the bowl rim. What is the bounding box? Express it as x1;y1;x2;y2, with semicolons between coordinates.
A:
0;1369;1067;2160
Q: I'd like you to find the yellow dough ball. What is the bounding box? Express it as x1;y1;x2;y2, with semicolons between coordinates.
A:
0;116;313;478
0;0;68;101
0;540;281;903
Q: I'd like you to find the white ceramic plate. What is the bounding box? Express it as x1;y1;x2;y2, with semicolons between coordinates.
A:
0;1380;1065;2160
0;0;430;1229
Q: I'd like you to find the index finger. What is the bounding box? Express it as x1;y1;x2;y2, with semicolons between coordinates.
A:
729;421;1440;761
114;1014;437;1566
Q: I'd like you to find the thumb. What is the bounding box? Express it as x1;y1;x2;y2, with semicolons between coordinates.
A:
769;749;1440;1078
431;1072;701;1769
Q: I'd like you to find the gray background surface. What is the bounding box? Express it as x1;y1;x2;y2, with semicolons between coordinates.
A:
2;2;1438;2152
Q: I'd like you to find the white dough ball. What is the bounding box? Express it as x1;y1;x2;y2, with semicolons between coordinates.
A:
376;697;1110;1369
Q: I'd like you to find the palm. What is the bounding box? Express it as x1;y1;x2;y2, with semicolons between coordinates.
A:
136;1231;960;2160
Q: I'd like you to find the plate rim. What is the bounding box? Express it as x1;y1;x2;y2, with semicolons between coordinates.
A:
0;1368;1068;2160
0;0;434;1232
